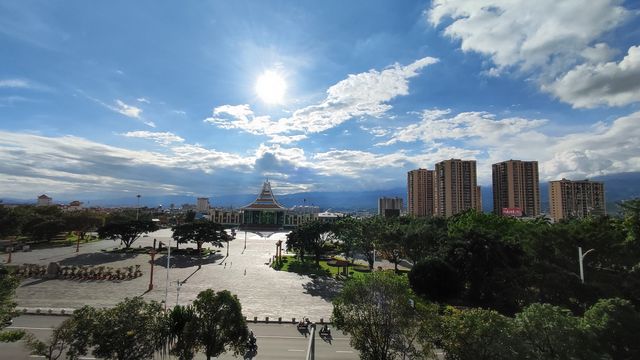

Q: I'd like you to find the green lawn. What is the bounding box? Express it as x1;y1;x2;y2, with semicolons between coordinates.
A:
272;255;372;280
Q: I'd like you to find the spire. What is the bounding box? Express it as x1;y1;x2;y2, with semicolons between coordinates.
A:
242;180;286;210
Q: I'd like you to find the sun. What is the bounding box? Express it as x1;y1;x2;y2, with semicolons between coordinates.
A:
255;70;287;104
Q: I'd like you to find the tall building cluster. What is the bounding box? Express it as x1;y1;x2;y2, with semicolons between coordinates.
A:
407;159;481;218
407;159;606;221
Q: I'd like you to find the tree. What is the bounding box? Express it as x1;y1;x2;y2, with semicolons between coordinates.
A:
191;289;249;360
333;216;362;275
24;320;74;360
0;206;20;238
332;271;438;360
98;220;158;248
0;265;18;330
582;298;640;360
64;211;103;240
378;220;404;273
514;303;593;360
167;305;199;360
440;307;519;360
359;216;384;270
90;297;168;360
285;220;334;265
408;258;460;302
171;221;228;254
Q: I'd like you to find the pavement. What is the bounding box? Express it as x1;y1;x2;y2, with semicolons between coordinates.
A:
5;230;338;321
1;314;359;360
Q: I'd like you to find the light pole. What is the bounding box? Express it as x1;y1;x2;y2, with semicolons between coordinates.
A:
244;231;247;250
158;239;171;310
148;247;157;291
136;194;141;220
578;246;595;284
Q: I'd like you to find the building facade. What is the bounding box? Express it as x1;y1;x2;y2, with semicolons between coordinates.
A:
241;180;287;229
37;194;52;206
378;197;403;217
549;179;606;221
407;168;435;217
492;160;541;217
434;159;480;217
196;197;210;213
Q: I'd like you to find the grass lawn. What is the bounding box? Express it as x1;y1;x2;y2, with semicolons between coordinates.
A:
272;255;372;280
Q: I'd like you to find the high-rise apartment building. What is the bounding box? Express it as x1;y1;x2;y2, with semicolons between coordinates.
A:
378;197;403;217
434;159;480;217
407;169;435;217
549;179;606;221
492;160;540;217
196;197;210;213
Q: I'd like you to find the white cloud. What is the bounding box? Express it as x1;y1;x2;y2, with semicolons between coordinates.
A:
205;57;439;142
428;0;629;74
379;109;547;146
428;0;637;107
544;45;640;108
0;79;31;88
122;131;185;145
114;100;142;119
136;97;150;103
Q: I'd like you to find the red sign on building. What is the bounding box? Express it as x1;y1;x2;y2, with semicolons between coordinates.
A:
502;208;523;217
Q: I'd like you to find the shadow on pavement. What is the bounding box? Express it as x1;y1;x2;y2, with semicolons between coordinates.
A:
153;253;224;268
20;278;50;287
59;252;138;266
302;276;343;301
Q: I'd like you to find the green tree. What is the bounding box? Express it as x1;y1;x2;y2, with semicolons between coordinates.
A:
440;307;519;360
582;298;640;360
378;220;403;273
167;305;199;360
285;220;334;265
408;258;460;302
64;211;103;240
333;216;362;275
0;265;18;330
90;297;168;360
360;216;384;270
191;289;249;360
171;220;228;253
98;220;158;248
514;303;593;360
332;271;437;360
0;206;20;238
24;319;75;360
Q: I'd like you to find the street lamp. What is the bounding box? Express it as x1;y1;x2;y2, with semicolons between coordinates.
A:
156;239;172;310
578;246;595;284
148;247;157;291
136;194;141;220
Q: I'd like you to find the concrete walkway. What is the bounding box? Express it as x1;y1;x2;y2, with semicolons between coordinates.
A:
6;230;338;320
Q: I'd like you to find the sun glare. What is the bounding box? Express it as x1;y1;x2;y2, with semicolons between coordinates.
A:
255;70;287;104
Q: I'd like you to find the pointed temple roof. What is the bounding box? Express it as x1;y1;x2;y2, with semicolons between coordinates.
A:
242;180;286;210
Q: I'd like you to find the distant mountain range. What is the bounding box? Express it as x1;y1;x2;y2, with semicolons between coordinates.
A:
3;172;639;214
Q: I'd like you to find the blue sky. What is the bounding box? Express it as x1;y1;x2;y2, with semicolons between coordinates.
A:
1;0;640;201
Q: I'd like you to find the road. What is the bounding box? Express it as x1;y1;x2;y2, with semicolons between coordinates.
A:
1;315;359;360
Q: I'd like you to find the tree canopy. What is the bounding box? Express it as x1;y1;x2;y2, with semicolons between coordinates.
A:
98;220;158;248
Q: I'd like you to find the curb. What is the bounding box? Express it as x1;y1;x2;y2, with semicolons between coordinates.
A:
16;307;332;324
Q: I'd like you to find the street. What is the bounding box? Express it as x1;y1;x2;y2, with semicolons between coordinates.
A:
1;315;359;360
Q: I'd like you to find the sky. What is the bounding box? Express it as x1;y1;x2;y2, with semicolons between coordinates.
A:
1;0;640;201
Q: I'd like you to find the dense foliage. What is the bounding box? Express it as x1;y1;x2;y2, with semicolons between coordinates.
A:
295;200;640;314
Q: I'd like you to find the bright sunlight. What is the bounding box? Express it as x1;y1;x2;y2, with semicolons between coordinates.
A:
255;70;287;104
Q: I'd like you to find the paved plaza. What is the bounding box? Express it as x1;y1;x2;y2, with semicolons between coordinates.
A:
5;230;340;320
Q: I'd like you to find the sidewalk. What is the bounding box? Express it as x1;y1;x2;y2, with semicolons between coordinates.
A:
8;230;337;320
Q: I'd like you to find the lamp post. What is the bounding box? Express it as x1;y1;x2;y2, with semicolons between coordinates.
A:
136;194;141;220
578;246;595;284
6;238;12;264
148;247;157;291
163;240;171;310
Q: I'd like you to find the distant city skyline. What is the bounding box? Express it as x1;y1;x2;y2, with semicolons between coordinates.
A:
1;1;639;199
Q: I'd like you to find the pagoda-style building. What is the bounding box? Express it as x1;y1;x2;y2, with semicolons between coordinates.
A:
241;181;287;229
